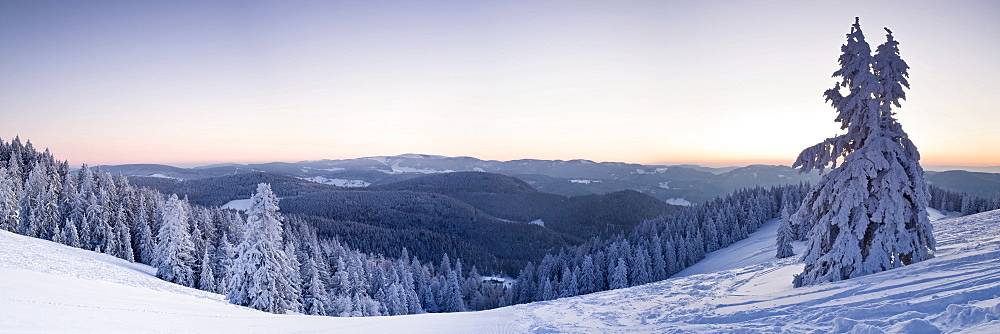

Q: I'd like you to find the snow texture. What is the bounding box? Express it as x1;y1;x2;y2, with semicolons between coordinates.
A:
636;167;672;175
664;198;692;206
300;176;371;188
2;210;998;333
389;162;454;175
221;198;252;211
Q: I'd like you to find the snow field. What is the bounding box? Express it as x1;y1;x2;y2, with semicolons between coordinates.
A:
300;176;371;188
0;229;525;333
664;198;692;206
1;209;997;333
221;198;252;211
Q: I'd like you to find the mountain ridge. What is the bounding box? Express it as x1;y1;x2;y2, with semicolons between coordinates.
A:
104;154;1000;202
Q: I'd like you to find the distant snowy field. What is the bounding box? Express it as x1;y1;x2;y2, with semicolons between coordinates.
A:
300;176;371;188
664;198;692;206
221;198;252;211
1;209;997;333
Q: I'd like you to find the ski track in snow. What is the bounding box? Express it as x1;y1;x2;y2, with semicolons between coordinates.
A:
1;209;998;333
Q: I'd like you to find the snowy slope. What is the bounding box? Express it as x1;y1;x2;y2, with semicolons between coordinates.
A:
675;208;959;278
0;229;521;333
2;210;998;333
511;210;1000;333
674;217;800;277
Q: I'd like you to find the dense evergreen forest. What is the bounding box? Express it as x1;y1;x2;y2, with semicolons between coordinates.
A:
373;171;681;240
132;172;583;274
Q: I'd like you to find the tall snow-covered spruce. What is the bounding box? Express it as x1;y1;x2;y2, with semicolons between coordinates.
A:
791;18;935;287
775;205;795;259
0;167;21;232
227;183;301;314
153;194;197;286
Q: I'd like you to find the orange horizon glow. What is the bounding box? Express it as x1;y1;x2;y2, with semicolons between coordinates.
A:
38;143;998;170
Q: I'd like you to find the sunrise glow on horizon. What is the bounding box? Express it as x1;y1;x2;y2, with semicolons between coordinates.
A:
2;1;998;169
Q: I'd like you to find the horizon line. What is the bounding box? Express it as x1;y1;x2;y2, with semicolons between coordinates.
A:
78;154;1000;172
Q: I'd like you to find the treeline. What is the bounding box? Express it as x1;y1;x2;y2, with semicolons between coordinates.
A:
928;185;1000;215
503;184;812;304
451;189;679;240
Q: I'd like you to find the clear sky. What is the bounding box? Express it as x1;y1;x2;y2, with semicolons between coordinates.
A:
1;0;998;168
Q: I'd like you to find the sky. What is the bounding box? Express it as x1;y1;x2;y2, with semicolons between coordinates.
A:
1;0;998;168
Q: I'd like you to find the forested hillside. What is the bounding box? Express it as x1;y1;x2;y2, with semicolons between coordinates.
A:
129;172;339;207
281;190;579;274
374;172;681;239
129;171;680;272
926;170;1000;198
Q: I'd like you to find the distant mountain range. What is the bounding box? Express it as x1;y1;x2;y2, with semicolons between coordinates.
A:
99;155;820;204
98;154;1000;203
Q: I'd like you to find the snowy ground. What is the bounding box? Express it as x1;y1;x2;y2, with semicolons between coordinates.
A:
221;198;252;211
1;209;997;333
664;198;693;206
674;217;803;277
300;176;371;188
0;229;518;333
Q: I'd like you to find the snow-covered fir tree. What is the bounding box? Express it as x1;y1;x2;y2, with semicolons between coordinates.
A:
214;232;236;295
19;161;59;240
791;19;935;287
438;254;465;312
630;246;652;286
775;204;795;259
557;266;576;298
609;258;628;290
0;167;21;231
227;183;301;314
56;170;79;247
283;241;304;311
301;255;331;315
198;248;217;293
132;194;156;264
153;194;197;286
